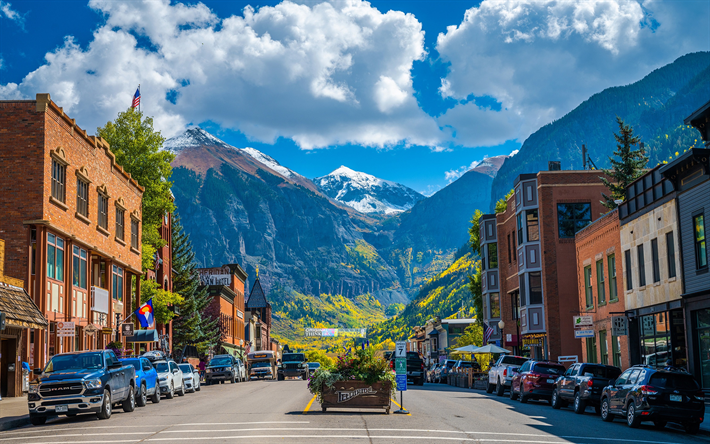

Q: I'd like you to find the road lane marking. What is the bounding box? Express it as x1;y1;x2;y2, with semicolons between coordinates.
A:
144;435;687;443
303;395;317;414
390;398;411;415
177;421;310;426
0;432;152;442
0;425;165;436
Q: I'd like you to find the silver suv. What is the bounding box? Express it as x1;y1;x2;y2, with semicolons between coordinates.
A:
154;360;185;398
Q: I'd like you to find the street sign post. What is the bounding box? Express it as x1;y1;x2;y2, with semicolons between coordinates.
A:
396;374;407;391
574;329;595;339
394;341;406;358
611;316;628;336
395;358;406;374
393;341;409;414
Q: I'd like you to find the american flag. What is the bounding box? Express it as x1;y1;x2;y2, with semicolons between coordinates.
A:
132;87;141;108
483;322;494;344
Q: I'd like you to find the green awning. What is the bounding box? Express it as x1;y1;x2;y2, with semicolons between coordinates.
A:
127;329;159;343
220;343;244;359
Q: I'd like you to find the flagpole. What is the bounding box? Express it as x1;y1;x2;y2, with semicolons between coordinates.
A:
138;84;141;113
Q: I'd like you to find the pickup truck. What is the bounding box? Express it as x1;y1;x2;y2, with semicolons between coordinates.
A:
551;362;622;414
487;355;529;396
391;351;425;386
28;350;137;425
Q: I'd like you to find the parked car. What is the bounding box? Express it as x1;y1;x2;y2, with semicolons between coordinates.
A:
235;357;247;382
154;359;185;398
509;360;566;404
278;352;308;380
120;357;160;406
142;350;168;363
28;350;136;425
552;362;621;414
390;351;425;385
487;355;530;395
307;362;321;377
453;360;481;372
178;363;200;393
427;364;440;383
206;354;240;384
436;359;457;384
599;365;705;434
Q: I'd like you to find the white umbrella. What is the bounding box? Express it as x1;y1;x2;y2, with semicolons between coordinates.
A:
453;345;480;353
470;344;511;354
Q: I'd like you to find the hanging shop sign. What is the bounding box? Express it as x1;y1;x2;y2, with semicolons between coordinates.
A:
57;321;75;338
573;316;593;327
612;316;628;336
522;333;545;347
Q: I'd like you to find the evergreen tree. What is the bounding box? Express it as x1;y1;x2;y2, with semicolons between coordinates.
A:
171;212;220;355
600;117;648;210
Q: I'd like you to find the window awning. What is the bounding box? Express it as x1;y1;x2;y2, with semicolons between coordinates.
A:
428;330;439;336
0;284;47;330
221;343;244;359
127;329;158;343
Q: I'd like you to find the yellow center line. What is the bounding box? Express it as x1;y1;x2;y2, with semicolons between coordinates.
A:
391;398;412;416
303;395;317;414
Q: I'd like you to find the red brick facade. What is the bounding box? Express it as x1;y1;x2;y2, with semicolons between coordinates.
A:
496;193;522;353
199;264;247;355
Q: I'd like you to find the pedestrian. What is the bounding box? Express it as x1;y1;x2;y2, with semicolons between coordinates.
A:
199;358;206;382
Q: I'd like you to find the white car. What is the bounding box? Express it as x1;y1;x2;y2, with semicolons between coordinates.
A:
178;363;201;393
235;358;247;382
154;360;185;398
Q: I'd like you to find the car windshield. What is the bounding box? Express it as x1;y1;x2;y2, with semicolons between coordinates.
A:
458;362;473;368
44;353;103;373
209;358;232;367
179;364;193;373
446;361;456;368
282;353;305;362
154;362;169;373
535;364;565;375
251;362;270;368
581;365;621;379
649;373;700;390
502;356;529;366
308;363;320;368
121;359;141;372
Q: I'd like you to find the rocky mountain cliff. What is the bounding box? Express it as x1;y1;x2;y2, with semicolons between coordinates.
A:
314;166;424;214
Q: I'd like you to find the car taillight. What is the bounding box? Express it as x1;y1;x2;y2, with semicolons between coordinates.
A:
421;363;424;371
641;385;659;395
389;361;393;369
503;368;507;377
587;380;593;388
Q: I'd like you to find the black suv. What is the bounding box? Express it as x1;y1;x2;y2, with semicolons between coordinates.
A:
278;353;308;380
206;354;239;384
599;365;705;434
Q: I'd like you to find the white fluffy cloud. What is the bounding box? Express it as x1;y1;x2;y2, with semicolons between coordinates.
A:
0;0;442;148
0;1;24;29
436;0;709;147
444;158;483;183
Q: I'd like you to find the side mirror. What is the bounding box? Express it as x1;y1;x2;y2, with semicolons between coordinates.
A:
173;369;179;374
33;368;42;375
109;361;123;369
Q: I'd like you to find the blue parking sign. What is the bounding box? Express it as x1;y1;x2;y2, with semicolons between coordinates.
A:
396;374;407;391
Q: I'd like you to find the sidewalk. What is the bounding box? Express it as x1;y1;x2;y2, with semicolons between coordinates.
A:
0;396;30;431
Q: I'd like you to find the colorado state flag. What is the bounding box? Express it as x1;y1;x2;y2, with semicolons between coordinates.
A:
135;299;154;328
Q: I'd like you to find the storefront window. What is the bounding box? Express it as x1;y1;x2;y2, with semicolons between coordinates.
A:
600;330;608;365
639;310;686;369
697;309;710;388
112;265;123;301
612;335;622;368
586;336;597;363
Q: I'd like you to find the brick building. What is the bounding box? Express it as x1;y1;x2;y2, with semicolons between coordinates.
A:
0;94;144;375
198;264;247;357
496;192;523;354
574;209;629;369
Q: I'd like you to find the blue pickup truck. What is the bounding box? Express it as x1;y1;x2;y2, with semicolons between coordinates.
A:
28;350;137;425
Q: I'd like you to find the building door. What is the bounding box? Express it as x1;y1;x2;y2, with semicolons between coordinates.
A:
695;308;710;388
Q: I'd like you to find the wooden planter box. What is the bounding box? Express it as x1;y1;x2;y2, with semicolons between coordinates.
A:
320;380;392;414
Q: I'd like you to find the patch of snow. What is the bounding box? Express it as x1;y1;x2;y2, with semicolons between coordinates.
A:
164;127;234;152
241;147;300;178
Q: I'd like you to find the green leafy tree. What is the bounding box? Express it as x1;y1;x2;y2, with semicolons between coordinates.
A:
467;210;484;326
495;189;514;214
140;280;184;325
600;117;648;210
171;213;221;354
305;349;335;369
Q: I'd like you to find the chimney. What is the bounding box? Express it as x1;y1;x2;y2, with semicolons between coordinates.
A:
582;144;587;170
548;161;561;171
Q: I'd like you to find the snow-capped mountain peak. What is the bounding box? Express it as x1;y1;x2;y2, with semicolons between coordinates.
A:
315;167;424;214
164;127;234;152
241;147;300;179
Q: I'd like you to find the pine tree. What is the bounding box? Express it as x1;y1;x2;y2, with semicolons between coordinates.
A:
171;212;220;356
600;117;648;210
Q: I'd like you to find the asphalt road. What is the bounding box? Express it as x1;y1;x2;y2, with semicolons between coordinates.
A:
3;380;708;444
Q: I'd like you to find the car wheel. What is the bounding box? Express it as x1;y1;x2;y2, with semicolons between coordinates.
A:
30;414;47;426
231;374;236;383
166;383;174;399
509;385;518;401
178;383;185;396
195;380;201;392
486;382;494;394
122;385;136;412
653;420;667;429
151;387;160;403
551;390;561;409
626;402;641;428
685;422;700;435
97;389;112;419
600;397;613;422
496;379;505;396
573;391;587;414
136;383;147;407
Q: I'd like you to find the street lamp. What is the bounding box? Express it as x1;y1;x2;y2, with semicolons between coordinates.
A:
498;320;505;346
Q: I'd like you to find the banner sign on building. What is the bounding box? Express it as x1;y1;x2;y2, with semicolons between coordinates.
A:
57;321;75;337
198;266;232;286
573;316;593;327
612;316;628;336
304;328;366;338
574;329;595;339
522;333;545;347
91;286;109;314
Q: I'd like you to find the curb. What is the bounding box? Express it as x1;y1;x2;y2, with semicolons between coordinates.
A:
0;416;30;432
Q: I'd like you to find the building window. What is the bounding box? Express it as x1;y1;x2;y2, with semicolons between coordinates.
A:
72;246;87;289
557;203;592;238
612;335;622;368
666;232;676;279
596;260;605;305
507;234;512;264
586;336;597;363
47;233;64;281
608;254;617;301
651;238;660;283
526;209;539;242
624;250;633;290
76;179;89;217
599;330;608;365
694;214;707;269
98;193;109;230
529;271;542;305
519;274;526;306
512;231;517;262
31;228;36;275
637;244;646;287
517;213;524;245
112;265;123;302
131;219;140;249
51;159;66;203
584;266;593;309
116;208;125;241
490;292;500;318
488;243;498;269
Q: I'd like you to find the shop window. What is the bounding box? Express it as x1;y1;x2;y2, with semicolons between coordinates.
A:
608;254;617;301
557;203;591;238
131;219;140;249
596;260;605;305
612;335;621;368
586;336;597;363
72;246;87;289
694;214;707;269
488;243;498;269
624;250;633;290
529;272;542;305
651;238;660;283
51;159;66;203
47;233;64;281
666;232;676;278
526;210;539;242
116;208;125;241
77;178;89;217
490;292;500;318
696;309;710;388
637;244;646;286
584;266;593;309
599;330;608;365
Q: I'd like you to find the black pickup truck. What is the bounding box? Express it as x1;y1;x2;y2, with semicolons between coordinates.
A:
28;350;137;425
391;351;425;386
551;362;621;414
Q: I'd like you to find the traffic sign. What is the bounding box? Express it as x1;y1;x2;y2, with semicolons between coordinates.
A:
396;374;407;391
612;316;628;336
395;341;406;358
574;329;595;339
395;357;406;375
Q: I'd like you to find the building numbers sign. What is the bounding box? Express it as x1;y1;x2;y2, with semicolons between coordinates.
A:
612;316;628;336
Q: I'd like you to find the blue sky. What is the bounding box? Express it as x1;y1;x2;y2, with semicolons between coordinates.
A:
1;0;708;194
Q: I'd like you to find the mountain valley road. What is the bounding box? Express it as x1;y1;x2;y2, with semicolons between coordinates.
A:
4;381;708;444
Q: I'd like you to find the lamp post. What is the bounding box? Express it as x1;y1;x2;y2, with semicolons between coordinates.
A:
498;320;505;347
